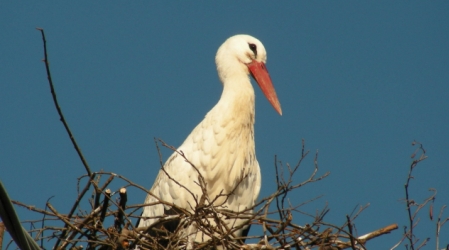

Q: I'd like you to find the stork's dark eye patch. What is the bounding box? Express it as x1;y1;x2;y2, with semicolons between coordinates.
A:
249;43;257;56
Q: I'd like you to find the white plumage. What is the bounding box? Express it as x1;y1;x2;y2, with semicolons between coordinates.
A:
138;34;281;245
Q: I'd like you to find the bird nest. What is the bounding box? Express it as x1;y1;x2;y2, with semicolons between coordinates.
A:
6;139;396;250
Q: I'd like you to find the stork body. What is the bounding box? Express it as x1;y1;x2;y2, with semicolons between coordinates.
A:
138;35;281;244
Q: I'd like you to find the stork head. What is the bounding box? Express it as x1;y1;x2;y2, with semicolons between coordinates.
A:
216;35;282;115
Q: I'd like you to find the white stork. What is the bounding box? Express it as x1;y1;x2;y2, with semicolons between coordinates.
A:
138;34;282;245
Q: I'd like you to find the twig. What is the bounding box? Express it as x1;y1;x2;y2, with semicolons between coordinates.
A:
357;223;398;243
436;205;449;250
41;196;54;248
12;200;57;216
0;222;5;250
36;28;92;177
404;141;428;250
99;189;111;227
37;27;96;249
55;173;96;249
115;188;127;232
346;215;356;250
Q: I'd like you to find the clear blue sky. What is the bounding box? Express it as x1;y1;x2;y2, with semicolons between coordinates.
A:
1;2;448;249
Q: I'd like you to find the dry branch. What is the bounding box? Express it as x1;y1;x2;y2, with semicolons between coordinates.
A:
0;222;5;249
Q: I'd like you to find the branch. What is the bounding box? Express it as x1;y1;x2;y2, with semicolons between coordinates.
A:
0;222;5;250
36;28;92;178
403;141;429;250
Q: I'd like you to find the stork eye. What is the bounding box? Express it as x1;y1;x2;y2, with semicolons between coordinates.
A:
248;43;257;56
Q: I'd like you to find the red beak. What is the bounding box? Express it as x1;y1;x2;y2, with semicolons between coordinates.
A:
248;60;282;115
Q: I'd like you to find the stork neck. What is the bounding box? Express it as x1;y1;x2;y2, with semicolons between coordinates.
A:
217;74;256;126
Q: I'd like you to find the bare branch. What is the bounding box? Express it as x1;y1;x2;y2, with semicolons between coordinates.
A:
36;28;92;178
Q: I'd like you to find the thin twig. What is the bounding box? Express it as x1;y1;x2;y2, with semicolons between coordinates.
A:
346;215;356;250
36;28;92;177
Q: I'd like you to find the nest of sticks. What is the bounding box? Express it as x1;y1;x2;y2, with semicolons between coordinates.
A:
6;138;397;250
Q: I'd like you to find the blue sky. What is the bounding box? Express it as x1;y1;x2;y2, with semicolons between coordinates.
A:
1;2;448;249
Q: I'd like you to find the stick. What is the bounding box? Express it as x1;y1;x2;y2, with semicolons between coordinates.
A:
36;27;92;178
0;222;5;250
